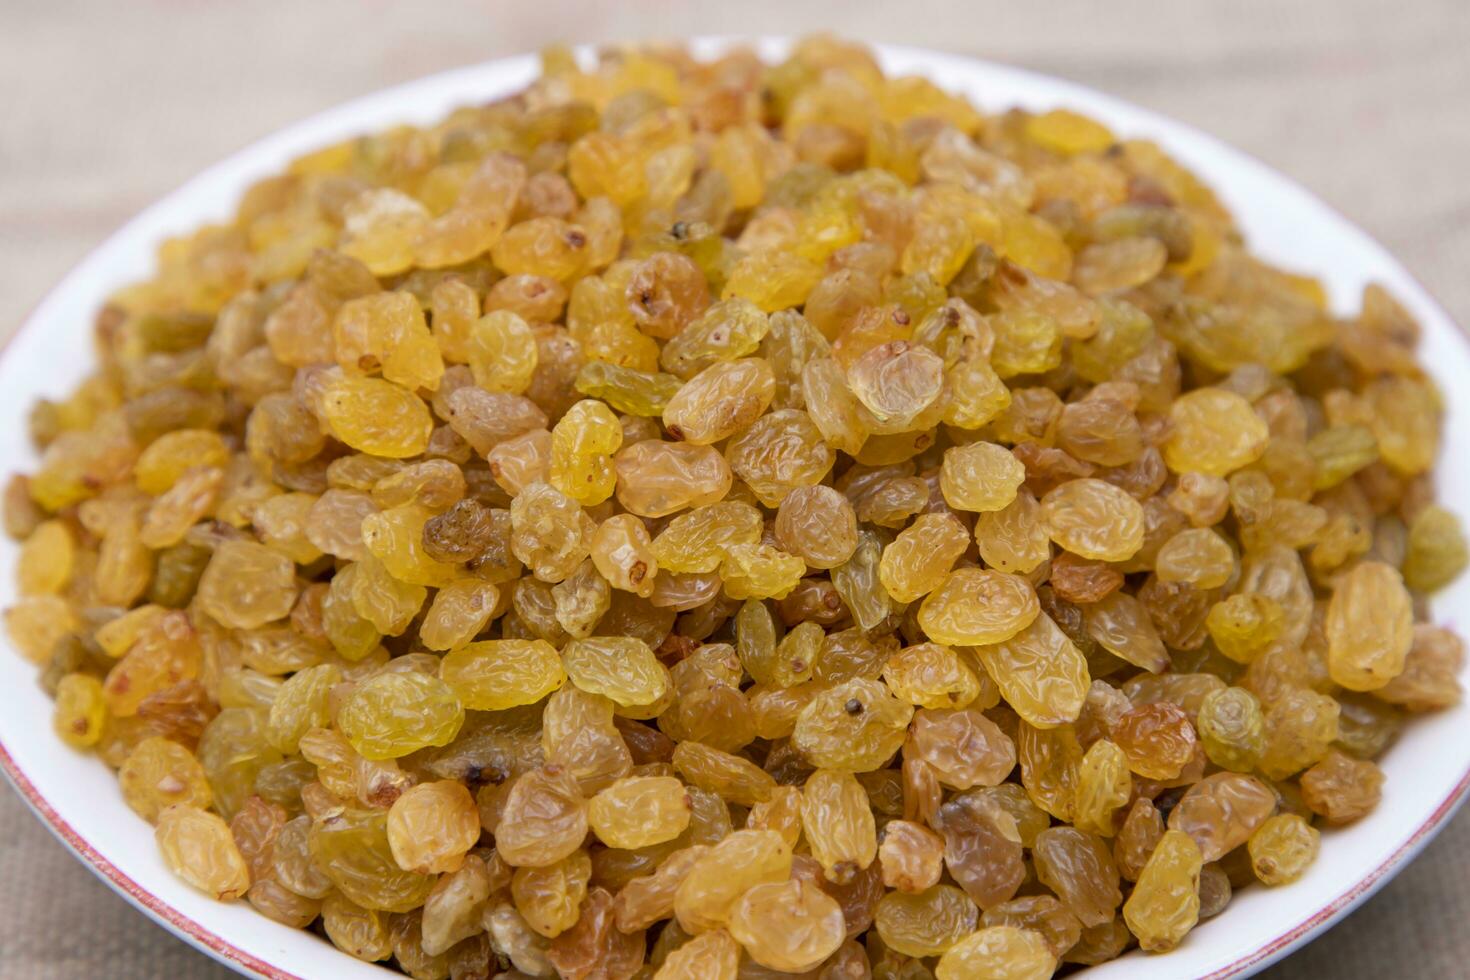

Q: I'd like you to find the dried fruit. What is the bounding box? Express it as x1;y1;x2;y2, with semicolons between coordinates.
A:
1197;687;1266;773
1113;702;1198;780
420;856;493;955
906;708;1016;790
386;781;481;874
590;513;658;596
935;794;1026;907
1032;827;1121;927
1073;739;1131;837
8;39;1465;975
53;673;106;748
874;884;978;957
792;679;914;772
337;672;465;760
674;829;792;933
1123;829;1201;952
1164;388;1270;476
655;928;739;980
970;613;1090;729
878;819;946;894
588;776;692;849
120;737;213;822
1403;504;1468;592
1299;750;1385;824
545;886;644;979
774;485;859;569
729;878;845;972
918;568;1040;646
1378;625;1463;712
672;740;776;806
941;442;1026;513
1248;813;1320;885
935;925;1057;980
662;359;775;445
562;636;669;707
884;642;982;710
441;639;565;711
1325;560;1414;691
1166;772;1276;861
800;769;878;882
513;851;592;938
495;767;589;868
983;897;1082;961
549;399;622;506
323;377;435;458
614;441;732;517
1041;479;1145;562
155;804;251;901
879;513;970;602
975;490;1051;574
197;540;298;630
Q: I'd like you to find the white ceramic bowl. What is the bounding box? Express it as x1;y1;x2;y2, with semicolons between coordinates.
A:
1;37;1467;980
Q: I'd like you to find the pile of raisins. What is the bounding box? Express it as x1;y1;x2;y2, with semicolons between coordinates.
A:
7;35;1466;980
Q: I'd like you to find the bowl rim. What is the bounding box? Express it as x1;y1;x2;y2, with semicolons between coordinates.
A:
2;36;1468;980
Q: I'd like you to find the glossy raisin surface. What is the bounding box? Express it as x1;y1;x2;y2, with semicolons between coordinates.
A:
8;36;1464;978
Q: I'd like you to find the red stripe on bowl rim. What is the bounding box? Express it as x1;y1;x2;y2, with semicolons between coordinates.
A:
0;741;304;980
4;730;1468;979
1202;767;1470;978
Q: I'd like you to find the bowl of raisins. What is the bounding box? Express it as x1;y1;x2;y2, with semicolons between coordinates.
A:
0;35;1466;980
